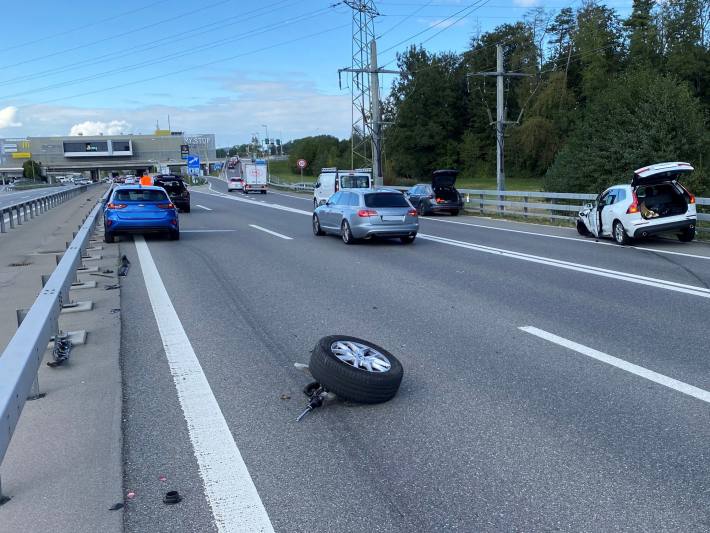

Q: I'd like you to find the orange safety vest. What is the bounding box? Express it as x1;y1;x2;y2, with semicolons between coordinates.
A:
140;175;152;186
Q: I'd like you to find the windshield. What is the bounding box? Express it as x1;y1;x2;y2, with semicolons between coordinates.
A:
155;180;186;193
364;192;409;208
340;174;370;188
113;189;169;202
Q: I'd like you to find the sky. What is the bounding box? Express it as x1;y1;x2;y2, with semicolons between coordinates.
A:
0;0;632;147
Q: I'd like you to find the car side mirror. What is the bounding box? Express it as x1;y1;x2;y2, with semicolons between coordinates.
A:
325;201;331;206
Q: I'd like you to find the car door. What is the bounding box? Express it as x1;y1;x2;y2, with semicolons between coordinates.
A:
320;192;341;228
589;191;606;237
600;189;618;235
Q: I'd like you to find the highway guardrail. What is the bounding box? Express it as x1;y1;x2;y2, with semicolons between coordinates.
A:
0;186;110;503
0;185;92;235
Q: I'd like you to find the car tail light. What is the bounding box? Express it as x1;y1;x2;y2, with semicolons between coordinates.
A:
106;220;113;226
626;191;639;214
170;219;177;225
407;208;417;217
107;203;126;209
357;209;378;217
158;203;175;209
436;198;445;203
678;183;696;204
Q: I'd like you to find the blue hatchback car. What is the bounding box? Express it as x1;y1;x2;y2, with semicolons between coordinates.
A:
103;185;179;243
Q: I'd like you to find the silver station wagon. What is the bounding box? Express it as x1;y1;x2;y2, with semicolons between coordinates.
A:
312;189;419;244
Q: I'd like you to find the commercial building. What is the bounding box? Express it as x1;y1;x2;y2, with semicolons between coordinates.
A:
0;132;216;181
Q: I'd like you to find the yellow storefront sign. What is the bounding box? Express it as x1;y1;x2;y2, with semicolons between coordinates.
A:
11;152;31;159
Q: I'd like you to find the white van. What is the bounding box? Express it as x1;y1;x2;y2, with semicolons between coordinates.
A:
313;167;372;209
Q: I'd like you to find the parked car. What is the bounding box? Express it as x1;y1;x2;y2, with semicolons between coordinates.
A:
406;169;464;216
153;174;191;213
313;167;372;209
227;177;244;191
312;189;419;244
103;185;179;243
576;161;697;244
124;176;136;185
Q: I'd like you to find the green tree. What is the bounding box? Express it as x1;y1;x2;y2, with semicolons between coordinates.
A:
624;0;661;67
544;69;706;192
22;160;42;180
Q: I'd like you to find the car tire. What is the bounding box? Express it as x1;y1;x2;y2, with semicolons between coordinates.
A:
104;231;114;244
341;220;355;244
261;190;266;194
183;205;190;213
576;220;591;236
313;199;318;210
308;336;404;404
613;220;630;245
313;215;325;236
170;230;180;241
678;227;695;242
418;202;427;216
451;210;460;216
400;235;416;244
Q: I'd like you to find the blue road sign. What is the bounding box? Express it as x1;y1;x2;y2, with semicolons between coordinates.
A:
187;155;200;169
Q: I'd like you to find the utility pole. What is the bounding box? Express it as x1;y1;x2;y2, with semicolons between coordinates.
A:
473;45;531;196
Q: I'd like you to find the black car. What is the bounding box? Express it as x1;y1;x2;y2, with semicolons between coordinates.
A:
153;174;190;213
406;169;464;216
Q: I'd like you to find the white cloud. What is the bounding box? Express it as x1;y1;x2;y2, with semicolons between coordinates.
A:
0;106;22;129
513;0;540;6
69;120;131;136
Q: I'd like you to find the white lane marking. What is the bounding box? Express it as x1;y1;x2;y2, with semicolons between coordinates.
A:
418;233;710;299
196;204;213;211
268;190;311;201
197;187;710;299
249;224;293;240
181;229;236;233
425;216;710;261
520;326;710;404
134;236;275;533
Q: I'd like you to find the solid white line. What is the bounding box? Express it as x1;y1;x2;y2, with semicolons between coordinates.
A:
181;229;236;233
197;186;710;299
249;224;293;240
134;236;274;533
196;204;213;211
425;216;710;261
268;190;311;201
418;233;710;299
519;326;710;404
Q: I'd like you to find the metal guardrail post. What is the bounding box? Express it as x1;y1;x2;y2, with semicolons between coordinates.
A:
479;193;484;214
0;209;5;233
15;206;22;225
550;198;555;223
524;194;528;219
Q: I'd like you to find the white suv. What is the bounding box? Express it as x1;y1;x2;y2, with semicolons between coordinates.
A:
577;162;697;244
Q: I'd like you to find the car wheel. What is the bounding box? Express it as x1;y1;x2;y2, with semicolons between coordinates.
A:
451;209;460;216
312;215;325;236
308;336;404;404
170;230;180;241
418;202;427;216
400;235;416;244
183;205;190;213
341;220;355;244
104;231;114;244
678;227;695;242
313;199;318;210
261;190;266;194
576;219;591;236
613;220;630;245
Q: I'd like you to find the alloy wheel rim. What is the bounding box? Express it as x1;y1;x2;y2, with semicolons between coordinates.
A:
615;224;623;242
330;341;391;372
342;223;349;242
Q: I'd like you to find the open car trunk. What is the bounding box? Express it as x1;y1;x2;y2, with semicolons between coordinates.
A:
636;183;688;220
433;187;459;202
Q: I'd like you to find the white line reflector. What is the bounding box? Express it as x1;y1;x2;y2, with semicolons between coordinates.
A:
196;204;213;211
249;224;293;240
520;326;710;404
134;236;274;533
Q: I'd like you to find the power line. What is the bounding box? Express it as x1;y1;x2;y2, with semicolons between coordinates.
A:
0;0;234;71
0;0;298;88
31;22;351;107
1;0;172;53
0;3;340;100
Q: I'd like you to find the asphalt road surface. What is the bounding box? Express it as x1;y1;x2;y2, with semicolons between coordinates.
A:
119;178;710;532
0;184;81;209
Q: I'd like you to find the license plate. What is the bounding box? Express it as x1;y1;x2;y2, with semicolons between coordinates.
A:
382;215;405;222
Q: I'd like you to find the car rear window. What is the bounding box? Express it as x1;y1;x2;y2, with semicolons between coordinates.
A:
155;179;186;192
364;193;409;208
340;174;370;188
113;189;169;202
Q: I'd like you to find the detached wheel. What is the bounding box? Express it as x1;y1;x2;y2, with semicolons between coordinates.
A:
613;220;630;245
576;219;591;236
309;336;404;404
678;227;695;242
312;214;325;236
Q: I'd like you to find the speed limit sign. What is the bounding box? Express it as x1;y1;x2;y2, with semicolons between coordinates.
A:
297;159;307;169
